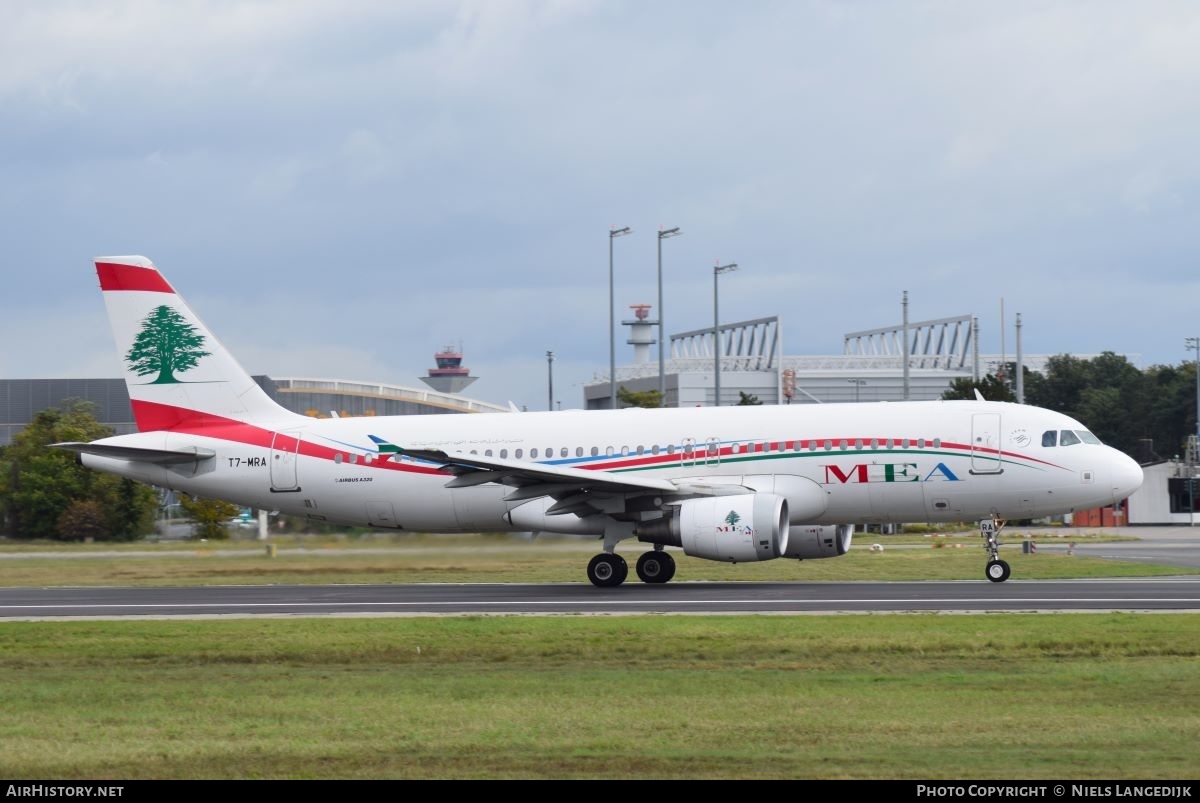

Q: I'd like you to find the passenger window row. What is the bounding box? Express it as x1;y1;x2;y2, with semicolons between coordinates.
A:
367;438;947;460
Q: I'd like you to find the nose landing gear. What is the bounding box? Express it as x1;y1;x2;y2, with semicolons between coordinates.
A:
980;517;1011;582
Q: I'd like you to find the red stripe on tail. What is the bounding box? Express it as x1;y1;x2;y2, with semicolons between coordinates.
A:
96;262;175;293
130;399;213;431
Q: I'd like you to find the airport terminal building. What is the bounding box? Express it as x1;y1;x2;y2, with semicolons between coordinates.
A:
584;312;1060;408
0;376;506;446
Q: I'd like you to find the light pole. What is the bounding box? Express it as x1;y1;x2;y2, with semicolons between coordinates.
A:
608;226;632;409
713;262;738;407
848;378;866;403
546;350;554;412
1188;337;1200;444
657;227;681;407
902;290;910;400
1187;337;1200;526
1015;312;1025;404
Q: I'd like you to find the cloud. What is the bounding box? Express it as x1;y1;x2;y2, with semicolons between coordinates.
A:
3;1;1200;411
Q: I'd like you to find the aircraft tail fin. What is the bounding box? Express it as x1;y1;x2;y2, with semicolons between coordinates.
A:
95;256;299;431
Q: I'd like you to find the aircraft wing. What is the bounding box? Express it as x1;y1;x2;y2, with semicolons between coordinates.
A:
52;442;217;465
396;447;677;513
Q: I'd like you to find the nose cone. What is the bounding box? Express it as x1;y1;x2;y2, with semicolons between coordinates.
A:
1111;451;1144;500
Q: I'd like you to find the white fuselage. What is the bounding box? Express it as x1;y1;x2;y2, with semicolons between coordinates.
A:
84;399;1143;534
70;255;1147;585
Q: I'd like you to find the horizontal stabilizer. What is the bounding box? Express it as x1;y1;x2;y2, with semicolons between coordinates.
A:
52;442;216;465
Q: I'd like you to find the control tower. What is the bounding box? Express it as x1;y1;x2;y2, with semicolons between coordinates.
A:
420;345;478;394
623;304;658;365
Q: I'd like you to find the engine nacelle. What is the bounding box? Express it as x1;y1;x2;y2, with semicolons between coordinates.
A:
638;493;789;563
783;524;854;559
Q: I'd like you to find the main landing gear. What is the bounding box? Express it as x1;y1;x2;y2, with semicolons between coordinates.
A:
586;553;627;587
980;516;1011;583
635;549;676;584
586;549;676;587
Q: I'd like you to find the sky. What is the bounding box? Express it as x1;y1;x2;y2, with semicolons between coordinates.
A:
3;1;1199;411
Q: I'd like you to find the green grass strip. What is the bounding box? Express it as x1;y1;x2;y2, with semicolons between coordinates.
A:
0;535;1192;587
1;615;1198;779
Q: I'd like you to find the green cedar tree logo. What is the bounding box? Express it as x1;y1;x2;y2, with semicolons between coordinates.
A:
724;510;741;527
125;305;212;384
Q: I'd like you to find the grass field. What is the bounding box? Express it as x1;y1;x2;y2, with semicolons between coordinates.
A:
2;534;1197;780
0;532;1190;587
1;615;1198;779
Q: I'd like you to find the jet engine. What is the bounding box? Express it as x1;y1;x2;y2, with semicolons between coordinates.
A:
636;493;789;563
783;524;853;559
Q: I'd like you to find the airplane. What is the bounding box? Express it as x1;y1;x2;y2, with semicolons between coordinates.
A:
55;256;1144;587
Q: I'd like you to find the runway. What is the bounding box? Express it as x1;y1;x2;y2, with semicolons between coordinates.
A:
2;578;1200;618
942;525;1200;568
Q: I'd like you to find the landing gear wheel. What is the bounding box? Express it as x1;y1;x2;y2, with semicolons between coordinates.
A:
588;553;627;588
979;516;1010;582
636;550;676;584
986;559;1011;583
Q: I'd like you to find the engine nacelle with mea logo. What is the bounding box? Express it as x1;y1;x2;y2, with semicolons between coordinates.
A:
636;493;789;563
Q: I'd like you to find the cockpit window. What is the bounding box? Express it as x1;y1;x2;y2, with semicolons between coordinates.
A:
1077;430;1102;445
1059;430;1081;446
1042;430;1057;447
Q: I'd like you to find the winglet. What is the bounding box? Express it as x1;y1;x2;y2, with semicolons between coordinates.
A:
367;435;407;462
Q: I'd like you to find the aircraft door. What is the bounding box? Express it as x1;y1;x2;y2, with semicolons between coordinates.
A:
970;413;1003;474
270;430;302;492
680;437;697;467
705;436;721;466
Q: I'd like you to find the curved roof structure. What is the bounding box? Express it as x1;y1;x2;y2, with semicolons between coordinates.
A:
272;377;507;417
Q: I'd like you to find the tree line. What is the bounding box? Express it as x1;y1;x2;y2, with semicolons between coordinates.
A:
0;401;158;540
943;352;1197;461
0;399;242;541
